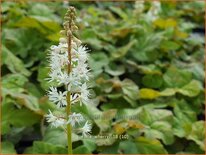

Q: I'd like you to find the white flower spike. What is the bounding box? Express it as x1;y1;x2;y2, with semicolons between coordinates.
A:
45;7;92;145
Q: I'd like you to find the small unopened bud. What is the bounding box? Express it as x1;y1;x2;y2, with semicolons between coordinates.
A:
63;21;69;27
65;12;70;17
67;30;72;36
64;16;70;20
70;12;75;17
73;37;82;46
72;25;78;31
71;41;77;49
60;30;66;35
70;7;75;12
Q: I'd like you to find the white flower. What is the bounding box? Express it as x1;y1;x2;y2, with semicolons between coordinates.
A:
76;45;88;55
50;45;61;53
75;45;88;63
45;110;57;123
67;112;84;127
72;62;90;81
81;121;92;137
67;73;82;91
46;68;61;82
59;42;68;50
49;50;68;69
146;1;161;21
134;0;144;14
48;87;67;107
79;83;90;105
57;71;70;85
45;110;66;128
53;118;66;128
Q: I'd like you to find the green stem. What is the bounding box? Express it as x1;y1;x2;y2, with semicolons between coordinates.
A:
66;14;72;154
66;92;72;154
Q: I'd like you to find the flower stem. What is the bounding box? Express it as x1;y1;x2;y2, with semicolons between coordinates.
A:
66;7;73;155
66;92;72;154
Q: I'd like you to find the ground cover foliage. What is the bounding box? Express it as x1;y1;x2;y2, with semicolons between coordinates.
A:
1;1;205;154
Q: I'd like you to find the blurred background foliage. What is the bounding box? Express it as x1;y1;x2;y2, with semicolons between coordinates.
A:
1;0;205;154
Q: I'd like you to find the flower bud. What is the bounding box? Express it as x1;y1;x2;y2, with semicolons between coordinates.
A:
63;21;69;27
67;30;72;36
64;16;70;20
73;37;82;46
70;7;75;12
60;30;66;35
72;25;78;31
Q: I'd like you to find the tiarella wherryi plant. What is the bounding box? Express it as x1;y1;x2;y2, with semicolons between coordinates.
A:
45;6;92;154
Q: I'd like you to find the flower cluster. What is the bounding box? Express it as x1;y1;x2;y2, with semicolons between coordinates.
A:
134;1;161;21
134;0;144;14
45;7;92;137
147;1;161;21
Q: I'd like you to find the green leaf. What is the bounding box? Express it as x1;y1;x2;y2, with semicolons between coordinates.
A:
135;137;168;154
177;80;202;97
163;66;192;88
160;80;202;97
95;134;117;146
147;121;174;145
100;142;119;153
109;6;128;20
160;88;177;96
132;33;163;62
105;63;125;76
80;29;103;50
47;32;61;42
88;53;109;71
161;40;180;51
82;139;97;152
139;88;160;99
119;140;137;154
111;40;136;59
31;141;67;154
137;64;162;75
2;45;30;76
2;100;41;135
3;28;45;61
187;121;205;151
94;109;117;132
142;74;163;88
43;127;67;147
154;18;177;29
73;145;91;154
3;88;42;113
10;107;42;127
14;17;46;33
1;99;13;135
121;79;139;100
138;108;174;145
1;141;16;154
29;3;59;21
37;66;51;90
2;73;28;94
173;100;197;137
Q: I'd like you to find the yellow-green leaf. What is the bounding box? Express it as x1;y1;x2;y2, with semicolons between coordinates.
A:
139;88;160;99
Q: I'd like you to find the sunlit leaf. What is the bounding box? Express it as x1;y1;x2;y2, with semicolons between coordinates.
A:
139;88;160;99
